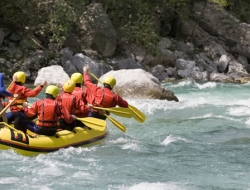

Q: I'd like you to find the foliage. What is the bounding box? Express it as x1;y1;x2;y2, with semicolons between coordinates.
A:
0;0;88;48
0;0;249;54
97;0;192;53
210;0;250;22
0;0;192;53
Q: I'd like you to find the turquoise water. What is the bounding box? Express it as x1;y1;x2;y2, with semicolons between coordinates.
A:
1;80;250;190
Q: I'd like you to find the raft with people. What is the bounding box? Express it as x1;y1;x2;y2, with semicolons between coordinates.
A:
0;120;107;156
0;103;144;157
0;68;146;156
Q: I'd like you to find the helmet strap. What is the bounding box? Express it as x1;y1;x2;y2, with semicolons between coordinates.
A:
15;81;23;86
104;83;112;90
46;94;56;99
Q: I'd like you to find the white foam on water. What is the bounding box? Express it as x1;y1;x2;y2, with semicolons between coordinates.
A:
161;135;188;146
121;142;141;151
166;79;193;88
213;115;244;123
109;137;129;144
245;118;250;126
115;181;189;190
190;113;213;119
165;79;217;90
27;186;52;190
227;106;250;116
195;82;217;89
0;177;19;184
128;97;207;116
109;137;142;151
72;171;96;181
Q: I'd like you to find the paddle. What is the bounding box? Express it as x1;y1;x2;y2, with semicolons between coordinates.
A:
92;106;134;118
76;117;106;132
6;81;13;91
0;97;17;117
0;102;7;123
102;113;126;132
128;105;146;123
0;80;14;122
88;71;146;122
0;122;21;133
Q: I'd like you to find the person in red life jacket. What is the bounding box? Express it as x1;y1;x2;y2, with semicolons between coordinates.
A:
5;71;47;131
22;85;76;136
57;80;90;130
70;73;91;117
83;65;128;120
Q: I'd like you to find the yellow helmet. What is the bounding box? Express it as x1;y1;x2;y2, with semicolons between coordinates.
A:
63;80;75;93
14;71;26;83
71;73;83;84
103;76;116;89
45;85;60;98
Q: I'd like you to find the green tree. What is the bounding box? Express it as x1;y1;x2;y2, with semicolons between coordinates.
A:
0;0;88;48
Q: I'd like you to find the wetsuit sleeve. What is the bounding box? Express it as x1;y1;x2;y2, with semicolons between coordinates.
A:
24;101;39;117
0;73;12;97
0;88;13;97
113;94;129;108
20;85;43;97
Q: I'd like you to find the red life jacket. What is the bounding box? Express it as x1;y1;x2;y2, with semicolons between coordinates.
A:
8;85;28;111
58;92;76;116
8;82;43;112
96;88;115;108
72;87;88;104
9;97;27;112
37;99;58;127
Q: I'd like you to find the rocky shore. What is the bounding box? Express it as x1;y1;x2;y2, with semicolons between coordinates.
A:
1;2;250;101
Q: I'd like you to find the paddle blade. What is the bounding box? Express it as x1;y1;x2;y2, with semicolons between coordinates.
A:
103;113;126;132
76;117;106;131
128;104;146;123
92;106;134;118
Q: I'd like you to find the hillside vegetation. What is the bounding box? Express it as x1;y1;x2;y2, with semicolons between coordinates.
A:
1;0;249;54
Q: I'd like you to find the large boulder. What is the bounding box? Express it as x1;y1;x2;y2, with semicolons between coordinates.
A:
34;65;69;87
99;69;179;101
78;3;117;57
192;2;250;60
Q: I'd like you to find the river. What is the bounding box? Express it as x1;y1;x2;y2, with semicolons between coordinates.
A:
1;80;250;190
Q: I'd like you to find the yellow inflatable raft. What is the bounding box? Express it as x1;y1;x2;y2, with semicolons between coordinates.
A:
0;121;107;156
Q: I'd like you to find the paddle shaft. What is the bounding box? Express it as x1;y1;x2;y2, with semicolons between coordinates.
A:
7;81;13;90
0;122;21;133
103;113;126;132
88;71;104;86
0;97;16;117
0;100;7;122
0;81;14;122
